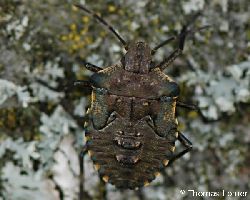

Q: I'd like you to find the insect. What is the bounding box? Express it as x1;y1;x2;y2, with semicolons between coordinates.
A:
74;4;208;189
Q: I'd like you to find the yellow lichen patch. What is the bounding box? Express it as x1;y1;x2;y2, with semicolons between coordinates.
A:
70;23;77;31
88;150;93;157
154;172;161;177
72;5;78;11
61;35;68;41
68;33;74;40
100;31;107;37
73;35;81;42
178;122;186;132
60;21;93;53
80;27;89;35
102;175;109;183
143;102;149;106
82;16;90;23
94;164;100;171
152;17;159;25
108;5;116;12
163;159;169;166
188;111;198;119
144;181;150;187
85;36;93;45
72;44;78;50
77;41;86;49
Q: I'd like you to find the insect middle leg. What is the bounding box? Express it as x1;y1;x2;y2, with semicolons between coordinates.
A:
152;36;176;54
168;131;193;165
177;101;198;110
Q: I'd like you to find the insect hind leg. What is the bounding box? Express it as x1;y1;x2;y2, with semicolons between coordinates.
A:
79;145;88;199
168;131;192;165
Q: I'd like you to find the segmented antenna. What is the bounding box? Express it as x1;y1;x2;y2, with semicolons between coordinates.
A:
152;36;176;54
152;11;207;54
74;4;127;47
152;25;210;54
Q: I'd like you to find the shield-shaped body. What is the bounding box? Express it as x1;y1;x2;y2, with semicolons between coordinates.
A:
85;63;179;189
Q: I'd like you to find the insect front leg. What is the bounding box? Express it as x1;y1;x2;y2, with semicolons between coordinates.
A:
177;101;199;110
168;131;192;165
73;80;92;87
64;80;92;93
78;59;103;72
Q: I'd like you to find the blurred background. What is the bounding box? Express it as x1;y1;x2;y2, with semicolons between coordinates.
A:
0;0;249;199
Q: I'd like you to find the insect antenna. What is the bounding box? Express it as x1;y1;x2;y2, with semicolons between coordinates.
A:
150;25;210;71
74;4;127;47
153;25;210;53
152;36;176;55
152;11;207;54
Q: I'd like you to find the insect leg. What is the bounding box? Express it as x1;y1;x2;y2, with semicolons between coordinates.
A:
99;178;107;200
73;80;92;87
152;36;176;54
64;80;92;93
136;188;145;200
177;101;199;110
79;145;87;199
168;131;192;165
79;59;103;72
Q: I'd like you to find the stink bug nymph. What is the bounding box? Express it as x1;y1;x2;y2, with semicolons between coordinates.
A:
73;4;208;190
